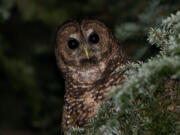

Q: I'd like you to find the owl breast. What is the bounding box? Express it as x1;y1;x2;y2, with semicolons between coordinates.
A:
62;61;125;132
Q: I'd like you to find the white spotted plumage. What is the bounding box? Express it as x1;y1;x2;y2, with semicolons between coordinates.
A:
55;19;129;134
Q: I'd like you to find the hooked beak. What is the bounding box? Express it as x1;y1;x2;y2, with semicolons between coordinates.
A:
83;45;89;59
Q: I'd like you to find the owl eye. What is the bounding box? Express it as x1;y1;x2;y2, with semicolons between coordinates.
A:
88;32;99;44
68;39;79;49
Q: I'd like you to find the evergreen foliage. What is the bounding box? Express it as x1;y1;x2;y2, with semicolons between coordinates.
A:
68;11;180;135
0;0;180;134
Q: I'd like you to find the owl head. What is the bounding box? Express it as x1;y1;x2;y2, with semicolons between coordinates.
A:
55;19;122;81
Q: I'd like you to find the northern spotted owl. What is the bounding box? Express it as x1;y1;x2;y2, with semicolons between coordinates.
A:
55;19;129;133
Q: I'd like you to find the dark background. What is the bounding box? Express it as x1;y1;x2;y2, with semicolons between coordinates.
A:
0;0;179;135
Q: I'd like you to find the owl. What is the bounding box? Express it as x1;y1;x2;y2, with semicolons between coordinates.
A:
55;19;129;133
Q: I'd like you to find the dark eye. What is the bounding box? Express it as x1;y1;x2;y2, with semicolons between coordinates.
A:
68;39;79;49
88;32;99;44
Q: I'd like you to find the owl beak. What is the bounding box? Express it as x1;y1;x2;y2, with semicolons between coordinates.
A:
83;46;89;59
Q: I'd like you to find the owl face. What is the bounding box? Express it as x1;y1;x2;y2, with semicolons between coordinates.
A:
55;19;113;72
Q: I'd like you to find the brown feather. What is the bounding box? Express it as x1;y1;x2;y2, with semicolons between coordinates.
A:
55;19;129;134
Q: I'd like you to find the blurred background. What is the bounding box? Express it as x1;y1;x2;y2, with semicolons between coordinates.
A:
0;0;179;135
